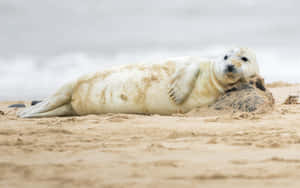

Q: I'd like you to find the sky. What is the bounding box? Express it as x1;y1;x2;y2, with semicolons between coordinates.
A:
0;0;299;57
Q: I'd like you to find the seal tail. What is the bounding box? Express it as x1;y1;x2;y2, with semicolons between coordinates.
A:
17;82;77;118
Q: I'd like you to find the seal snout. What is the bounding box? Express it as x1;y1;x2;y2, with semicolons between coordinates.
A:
225;64;235;73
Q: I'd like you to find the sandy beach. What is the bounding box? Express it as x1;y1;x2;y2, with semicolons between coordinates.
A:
1;84;300;188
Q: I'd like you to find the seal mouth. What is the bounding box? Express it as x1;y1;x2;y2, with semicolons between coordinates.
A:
224;72;241;84
226;72;236;80
226;73;235;79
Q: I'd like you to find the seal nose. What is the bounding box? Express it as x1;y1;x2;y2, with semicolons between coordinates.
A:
226;64;235;73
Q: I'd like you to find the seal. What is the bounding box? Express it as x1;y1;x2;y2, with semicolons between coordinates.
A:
18;47;259;118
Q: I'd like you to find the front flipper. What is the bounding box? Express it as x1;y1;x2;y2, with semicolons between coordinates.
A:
168;62;200;105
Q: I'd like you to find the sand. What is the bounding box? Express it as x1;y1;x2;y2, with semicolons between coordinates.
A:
1;85;300;188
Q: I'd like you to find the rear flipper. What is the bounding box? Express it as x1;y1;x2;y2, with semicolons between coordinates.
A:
17;82;77;118
19;104;76;118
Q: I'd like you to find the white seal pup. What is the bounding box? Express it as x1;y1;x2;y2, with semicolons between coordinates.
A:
18;48;259;118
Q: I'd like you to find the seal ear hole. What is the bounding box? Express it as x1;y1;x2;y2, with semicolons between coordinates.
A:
241;57;248;62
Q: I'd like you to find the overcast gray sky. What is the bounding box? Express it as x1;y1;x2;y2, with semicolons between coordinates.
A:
0;0;299;57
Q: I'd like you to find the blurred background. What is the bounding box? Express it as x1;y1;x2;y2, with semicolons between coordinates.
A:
0;0;299;100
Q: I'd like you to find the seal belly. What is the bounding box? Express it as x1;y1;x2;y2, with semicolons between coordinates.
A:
71;63;177;115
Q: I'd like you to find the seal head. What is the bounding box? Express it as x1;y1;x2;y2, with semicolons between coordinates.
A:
213;48;259;86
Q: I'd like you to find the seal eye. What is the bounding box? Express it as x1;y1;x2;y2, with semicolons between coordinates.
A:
224;55;228;60
241;57;248;62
